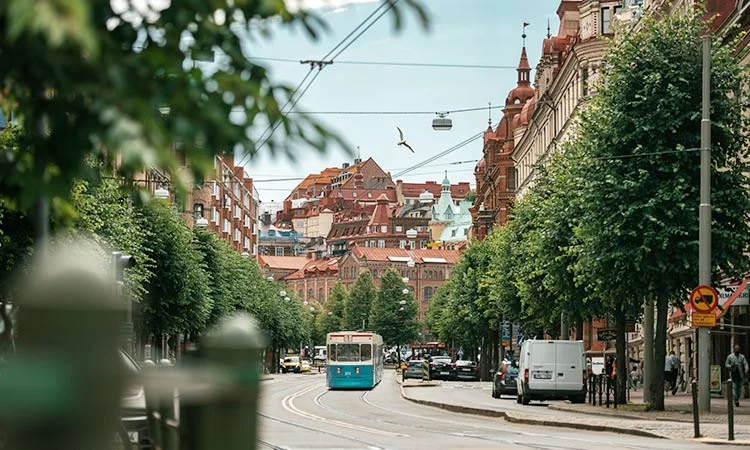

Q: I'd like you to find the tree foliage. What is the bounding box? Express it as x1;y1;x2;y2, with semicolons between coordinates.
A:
0;1;428;209
343;271;376;331
370;269;418;347
137;199;211;336
318;282;347;335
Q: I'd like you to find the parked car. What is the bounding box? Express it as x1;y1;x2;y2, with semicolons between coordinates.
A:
118;349;150;449
492;360;519;398
429;356;453;380
281;355;302;373
453;360;479;381
404;359;426;380
517;340;586;405
300;358;312;372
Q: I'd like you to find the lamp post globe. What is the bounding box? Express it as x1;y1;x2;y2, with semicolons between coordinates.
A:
406;229;417;239
196;217;209;228
402;288;409;295
240;251;250;258
279;290;287;298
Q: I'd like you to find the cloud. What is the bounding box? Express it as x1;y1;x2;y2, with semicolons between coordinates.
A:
285;0;380;12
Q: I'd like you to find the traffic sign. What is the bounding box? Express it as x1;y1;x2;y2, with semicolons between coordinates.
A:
691;312;717;327
457;347;464;357
689;285;720;313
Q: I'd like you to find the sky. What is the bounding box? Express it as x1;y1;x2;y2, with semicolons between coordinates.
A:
240;0;560;204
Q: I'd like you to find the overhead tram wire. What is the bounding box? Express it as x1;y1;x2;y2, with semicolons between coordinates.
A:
285;105;504;116
237;0;399;168
392;126;493;178
252;67;316;147
248;56;520;70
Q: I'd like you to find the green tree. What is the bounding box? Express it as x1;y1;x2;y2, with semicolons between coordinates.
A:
343;271;376;331
137;199;211;349
193;228;242;326
370;269;418;347
0;2;427;210
570;11;750;409
70;178;153;303
318;282;347;335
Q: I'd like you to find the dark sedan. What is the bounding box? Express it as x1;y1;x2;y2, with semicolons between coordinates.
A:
492;361;519;398
429;356;454;380
452;359;479;381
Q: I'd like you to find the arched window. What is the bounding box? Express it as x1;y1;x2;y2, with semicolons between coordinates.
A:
424;286;434;301
318;288;324;301
307;289;314;301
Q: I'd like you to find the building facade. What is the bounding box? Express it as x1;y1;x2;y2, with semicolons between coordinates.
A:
185;154;259;256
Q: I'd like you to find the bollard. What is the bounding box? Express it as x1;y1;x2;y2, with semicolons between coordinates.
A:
0;242;127;450
599;375;603;406
727;380;735;441
692;380;701;438
182;313;265;450
605;375;611;408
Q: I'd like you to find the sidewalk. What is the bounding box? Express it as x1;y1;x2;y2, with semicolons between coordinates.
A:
551;387;750;425
396;375;750;444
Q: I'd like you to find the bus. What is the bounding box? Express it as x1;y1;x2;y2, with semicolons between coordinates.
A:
326;331;384;389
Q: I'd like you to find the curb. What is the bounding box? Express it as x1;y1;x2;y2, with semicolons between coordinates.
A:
691;437;750;446
398;385;665;440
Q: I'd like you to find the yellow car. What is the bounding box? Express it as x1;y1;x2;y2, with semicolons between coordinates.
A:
282;356;301;373
300;359;312;372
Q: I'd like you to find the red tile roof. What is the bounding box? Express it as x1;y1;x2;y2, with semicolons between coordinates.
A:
258;255;309;271
398;181;471;199
350;247;461;264
283;257;339;280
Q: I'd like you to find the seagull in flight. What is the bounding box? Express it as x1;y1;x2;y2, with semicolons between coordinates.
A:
397;127;414;153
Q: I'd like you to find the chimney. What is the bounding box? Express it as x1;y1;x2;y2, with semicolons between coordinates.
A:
354;158;362;164
342;162;350;169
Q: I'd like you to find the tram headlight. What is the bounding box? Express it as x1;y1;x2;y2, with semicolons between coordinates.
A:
336;367;341;374
355;367;360;374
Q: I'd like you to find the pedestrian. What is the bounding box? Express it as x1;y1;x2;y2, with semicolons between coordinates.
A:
664;353;673;393
726;345;749;407
630;365;639;391
669;350;680;395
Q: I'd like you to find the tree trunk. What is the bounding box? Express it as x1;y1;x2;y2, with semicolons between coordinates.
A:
491;330;499;372
643;299;654;406
652;296;669;411
615;310;628;405
575;316;584;341
481;330;492;381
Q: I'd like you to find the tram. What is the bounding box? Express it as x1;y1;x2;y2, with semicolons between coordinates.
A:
326;331;384;389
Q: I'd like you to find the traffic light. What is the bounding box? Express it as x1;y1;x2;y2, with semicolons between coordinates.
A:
112;252;136;282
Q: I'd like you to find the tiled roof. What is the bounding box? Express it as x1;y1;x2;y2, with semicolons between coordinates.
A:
258;255;309;270
283;257;339;281
399;181;471;199
350;247;461;264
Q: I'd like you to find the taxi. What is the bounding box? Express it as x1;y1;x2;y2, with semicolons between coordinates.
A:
281;355;301;373
300;358;312;372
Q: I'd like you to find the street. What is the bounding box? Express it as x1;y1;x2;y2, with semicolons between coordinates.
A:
257;370;738;449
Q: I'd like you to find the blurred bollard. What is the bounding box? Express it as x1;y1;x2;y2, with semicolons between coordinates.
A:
0;242;126;450
181;313;265;450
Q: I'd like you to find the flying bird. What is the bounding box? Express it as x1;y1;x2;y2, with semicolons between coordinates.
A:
397;127;414;153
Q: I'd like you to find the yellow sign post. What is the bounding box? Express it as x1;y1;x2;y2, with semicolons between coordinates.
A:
689;285;719;328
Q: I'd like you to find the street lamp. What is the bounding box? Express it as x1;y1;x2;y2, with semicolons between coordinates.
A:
406;228;417;239
267;275;274;281
303;300;309;306
402;277;409;283
196;217;208;228
328;311;333;316
407;260;415;268
284;297;291;302
402;288;409;295
279;290;287;298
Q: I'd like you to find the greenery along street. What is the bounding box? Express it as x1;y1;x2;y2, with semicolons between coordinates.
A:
426;10;750;411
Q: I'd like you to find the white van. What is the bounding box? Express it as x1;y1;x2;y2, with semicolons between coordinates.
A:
516;340;586;405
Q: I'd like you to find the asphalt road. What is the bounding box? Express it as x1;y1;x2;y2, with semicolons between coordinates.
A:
256;370;743;450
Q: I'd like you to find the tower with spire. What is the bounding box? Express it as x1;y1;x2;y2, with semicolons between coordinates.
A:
472;25;536;239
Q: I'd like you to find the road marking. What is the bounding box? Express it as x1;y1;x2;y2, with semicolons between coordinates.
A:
281;383;408;438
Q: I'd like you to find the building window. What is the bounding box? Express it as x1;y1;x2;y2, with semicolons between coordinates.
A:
377;240;385;248
193;203;204;220
318;288;324;301
424;286;434;301
369;240;376;247
399;240;406;249
211;207;219;224
308;289;314;301
507;167;517;192
601;7;611;34
380;225;387;233
420;240;427;249
416;226;423;232
395;225;403;232
409;240;415;249
275;247;284;256
438;271;444;280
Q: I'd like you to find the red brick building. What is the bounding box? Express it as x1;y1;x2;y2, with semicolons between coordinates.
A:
283;257;340;305
257;255;309;282
338;247;461;326
186;154;259;255
471;43;534;239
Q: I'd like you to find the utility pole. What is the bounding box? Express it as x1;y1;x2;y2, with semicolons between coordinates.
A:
698;35;712;413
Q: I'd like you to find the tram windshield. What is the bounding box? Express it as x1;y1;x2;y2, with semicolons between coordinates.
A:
329;343;372;362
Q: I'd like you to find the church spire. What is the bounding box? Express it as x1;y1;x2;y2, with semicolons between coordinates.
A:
518;23;531;86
